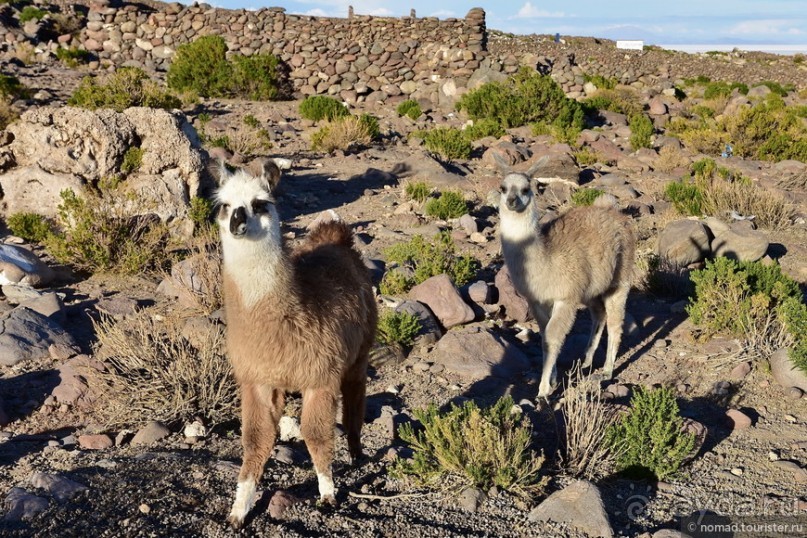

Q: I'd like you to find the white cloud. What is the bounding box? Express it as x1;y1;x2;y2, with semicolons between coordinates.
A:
303;8;330;16
367;7;394;16
429;9;456;18
516;1;566;19
728;19;803;36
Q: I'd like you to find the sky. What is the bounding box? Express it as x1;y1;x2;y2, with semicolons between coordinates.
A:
208;0;807;47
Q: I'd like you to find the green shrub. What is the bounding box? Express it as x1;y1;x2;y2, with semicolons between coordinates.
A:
582;88;644;118
189;196;214;229
166;36;231;98
778;297;807;374
243;114;260;128
6;212;51;242
299;95;350;122
759;81;794;97
422;127;472;161
19;6;46;22
229;53;283;101
397;99;422;120
358;113;380;139
379;270;413;296
583;74;617;90
56;47;90;68
423;190;467;219
376;310;422;347
120;147;143;175
606;386;696;480
456;68;584;131
571;187;604;206
69;68;180;112
703;81;748;99
392;396;547;497
463;118;505;141
383;232;478;291
664;179;704;216
404;181;431;203
0;74;28;100
629;113;654;150
572;147;600;167
45;188;170;274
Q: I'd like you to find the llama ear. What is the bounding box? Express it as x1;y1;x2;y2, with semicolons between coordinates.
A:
246;157;282;193
491;150;512;174
216;159;232;186
525;155;547;179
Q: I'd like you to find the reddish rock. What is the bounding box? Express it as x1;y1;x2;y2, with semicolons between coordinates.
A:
409;274;474;329
78;434;114;450
267;490;301;520
494;266;530;322
726;409;753;430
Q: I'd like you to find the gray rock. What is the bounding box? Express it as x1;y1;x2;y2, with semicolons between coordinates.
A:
30;472;88;502
495;265;530;322
409;274;475;329
431;326;532;380
769;348;807;392
528;480;613;538
130;421;171;446
458;487;487;512
711;224;769;262
0;307;77;366
0;245;54;287
393;300;442;345
458;214;478;235
3;488;49;521
19;292;65;325
525;153;579;185
482;142;530;167
658;220;711;265
467;281;492;304
267;490;300;520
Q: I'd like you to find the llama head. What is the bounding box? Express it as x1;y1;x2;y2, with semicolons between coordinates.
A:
499;173;534;214
215;161;282;246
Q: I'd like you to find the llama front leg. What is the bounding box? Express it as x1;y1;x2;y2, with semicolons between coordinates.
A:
228;383;284;529
537;301;576;398
301;388;339;505
601;287;629;380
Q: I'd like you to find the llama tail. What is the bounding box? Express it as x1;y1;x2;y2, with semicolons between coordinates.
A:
306;219;355;249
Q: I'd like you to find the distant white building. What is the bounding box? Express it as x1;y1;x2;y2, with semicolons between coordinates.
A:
616;40;644;50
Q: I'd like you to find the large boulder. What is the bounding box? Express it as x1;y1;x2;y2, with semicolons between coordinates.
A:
769;348;807;392
0;244;54;287
710;222;769;262
430;326;532;380
0;307;77;366
1;106;208;237
528;480;613;537
658;219;711;266
409;274;475;329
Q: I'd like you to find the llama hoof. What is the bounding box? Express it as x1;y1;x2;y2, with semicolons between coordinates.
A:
227;513;245;530
589;371;613;383
317;494;338;508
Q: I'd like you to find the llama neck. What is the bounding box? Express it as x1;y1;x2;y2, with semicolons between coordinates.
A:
221;236;293;309
500;203;544;251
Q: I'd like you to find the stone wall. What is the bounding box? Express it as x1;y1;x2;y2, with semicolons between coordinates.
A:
29;3;487;105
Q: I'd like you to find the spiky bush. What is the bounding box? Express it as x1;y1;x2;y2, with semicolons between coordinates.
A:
299;95;350;122
404;181;431;203
382;232;478;291
120;147;144;175
606;386;696;480
463;118;506;141
629;113;654;150
392;396;548;497
56;47;91;68
69;68;180;112
423;190;468;219
0;74;29;100
421;127;472;161
570;187;604;207
397;99;422;120
376;310;422;347
6;212;51;243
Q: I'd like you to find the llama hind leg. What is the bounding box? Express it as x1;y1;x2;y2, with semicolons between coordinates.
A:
301;388;339;505
538;301;576;398
228;383;284;529
601;287;629;380
341;356;368;465
582;298;606;369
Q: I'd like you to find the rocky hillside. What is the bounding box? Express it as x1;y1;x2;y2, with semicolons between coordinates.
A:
0;3;806;537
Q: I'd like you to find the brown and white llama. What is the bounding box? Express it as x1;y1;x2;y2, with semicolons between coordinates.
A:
496;156;636;398
215;160;377;528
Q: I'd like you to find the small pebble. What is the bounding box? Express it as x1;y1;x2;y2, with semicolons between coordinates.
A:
788;387;804;399
139;503;151;514
768;450;780;462
730;467;744;476
785;414;797;423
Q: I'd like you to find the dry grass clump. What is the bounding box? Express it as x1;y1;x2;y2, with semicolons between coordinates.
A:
92;308;237;428
653;145;690;172
164;226;223;314
701;179;794;231
311;114;377;152
557;367;622;480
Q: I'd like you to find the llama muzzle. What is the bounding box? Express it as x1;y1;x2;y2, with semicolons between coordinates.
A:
230;206;247;236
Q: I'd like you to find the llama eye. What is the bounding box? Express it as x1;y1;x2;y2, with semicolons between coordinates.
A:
251;200;271;215
499;186;506;193
521;188;529;195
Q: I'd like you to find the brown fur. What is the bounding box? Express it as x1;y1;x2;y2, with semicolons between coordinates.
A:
223;218;377;523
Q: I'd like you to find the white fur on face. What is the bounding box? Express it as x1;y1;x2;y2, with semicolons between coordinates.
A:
499;173;538;242
216;168;285;307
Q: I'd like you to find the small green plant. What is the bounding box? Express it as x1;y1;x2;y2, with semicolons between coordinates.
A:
189;196;214;229
392;396;547;496
19;6;47;22
397;99;422;120
45;188;170;274
69;68;181;112
6;212;51;242
423;190;468;219
605;386;696;480
463;118;505;141
383;232;478;291
404;181;431;203
421;127;472;161
242;114;260;128
583;74;617;90
570;187;604;206
703;81;748;99
229;53;284;100
629;113;654;150
759;80;794;97
664;179;704;216
56;47;91;68
379;270;413;296
120;147;144;175
376;310;422;347
582;88;644;118
299;95;350;122
572;147;600;167
0;74;28;100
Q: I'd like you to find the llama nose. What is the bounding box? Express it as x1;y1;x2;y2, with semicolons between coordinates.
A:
230;207;247;236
